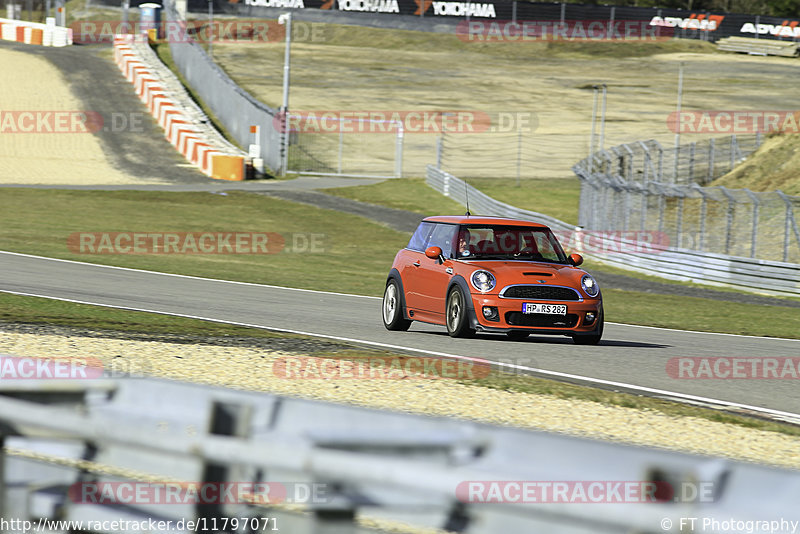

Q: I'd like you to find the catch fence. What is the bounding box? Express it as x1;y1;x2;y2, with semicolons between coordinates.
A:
574;134;800;264
162;0;283;174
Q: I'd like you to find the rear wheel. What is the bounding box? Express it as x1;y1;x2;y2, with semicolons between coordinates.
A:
506;331;530;341
571;309;604;345
383;279;411;331
446;287;475;338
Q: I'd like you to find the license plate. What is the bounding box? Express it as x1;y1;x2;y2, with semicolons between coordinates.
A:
523;303;567;315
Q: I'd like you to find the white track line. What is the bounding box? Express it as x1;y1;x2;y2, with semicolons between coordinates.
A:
3;287;800;424
3;250;799;342
0;251;377;300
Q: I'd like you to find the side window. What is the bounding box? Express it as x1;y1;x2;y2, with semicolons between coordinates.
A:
428;224;458;258
407;222;434;252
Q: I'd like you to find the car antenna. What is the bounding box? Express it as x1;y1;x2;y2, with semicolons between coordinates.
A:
464;180;471;216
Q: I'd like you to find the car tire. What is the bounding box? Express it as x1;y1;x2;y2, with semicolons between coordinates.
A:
571;308;604;345
382;279;411;331
446;286;475;338
506;331;530;341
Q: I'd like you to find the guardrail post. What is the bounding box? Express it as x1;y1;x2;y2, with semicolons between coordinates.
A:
198;401;253;525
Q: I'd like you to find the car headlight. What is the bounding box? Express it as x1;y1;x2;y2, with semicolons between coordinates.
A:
581;274;599;297
471;270;496;293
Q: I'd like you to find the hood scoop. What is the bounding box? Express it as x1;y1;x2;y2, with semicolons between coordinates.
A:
523;272;553;276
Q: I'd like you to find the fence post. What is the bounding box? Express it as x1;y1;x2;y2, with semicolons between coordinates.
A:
729;134;737;171
395;121;404;178
706;138;715;184
777;190;800;263
688;142;696;183
743;189;760;258
436;130;446;170
516;127;522;186
640;182;648;231
693;184;707;251
338;127;343;175
720;186;736;255
676;196;684;248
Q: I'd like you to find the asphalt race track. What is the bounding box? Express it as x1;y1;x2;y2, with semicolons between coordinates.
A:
2;251;799;419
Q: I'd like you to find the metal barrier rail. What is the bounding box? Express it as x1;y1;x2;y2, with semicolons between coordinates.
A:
426;165;800;297
4;375;800;533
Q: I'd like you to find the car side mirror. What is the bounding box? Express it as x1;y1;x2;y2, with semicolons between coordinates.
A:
425;246;443;261
568;253;583;266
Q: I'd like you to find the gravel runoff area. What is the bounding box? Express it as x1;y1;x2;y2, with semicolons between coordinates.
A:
0;42;213;185
1;323;799;471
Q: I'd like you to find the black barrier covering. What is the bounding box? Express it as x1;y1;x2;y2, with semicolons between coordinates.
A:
94;0;800;42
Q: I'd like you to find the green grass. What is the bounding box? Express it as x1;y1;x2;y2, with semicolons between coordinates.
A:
468;177;582;225
327;177;800;306
326;178;465;216
0;189;407;296
1;189;798;339
603;288;800;338
4;291;799;439
0;291;287;338
325;177;581;224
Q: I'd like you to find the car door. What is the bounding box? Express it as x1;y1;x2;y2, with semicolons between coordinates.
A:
414;223;458;316
400;222;435;312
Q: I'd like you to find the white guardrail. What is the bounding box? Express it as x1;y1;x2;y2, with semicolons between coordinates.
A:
3;372;800;534
426;165;800;298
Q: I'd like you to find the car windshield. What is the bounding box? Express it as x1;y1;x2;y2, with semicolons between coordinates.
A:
455;225;568;263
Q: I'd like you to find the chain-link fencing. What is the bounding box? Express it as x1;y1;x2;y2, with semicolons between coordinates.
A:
162;0;283;174
574;134;800;263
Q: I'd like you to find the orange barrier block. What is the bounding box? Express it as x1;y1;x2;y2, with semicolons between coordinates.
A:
211;155;245;181
16;26;24;42
31;28;43;45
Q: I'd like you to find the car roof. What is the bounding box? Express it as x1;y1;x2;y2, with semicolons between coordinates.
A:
422;215;549;228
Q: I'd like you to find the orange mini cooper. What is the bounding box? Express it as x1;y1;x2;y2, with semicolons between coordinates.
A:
382;216;603;344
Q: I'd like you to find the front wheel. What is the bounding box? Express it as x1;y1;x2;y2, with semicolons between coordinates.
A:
383;279;411;331
446;287;475;338
571;309;604;345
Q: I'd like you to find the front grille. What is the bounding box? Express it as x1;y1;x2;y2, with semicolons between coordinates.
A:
501;285;581;301
506;312;579;328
